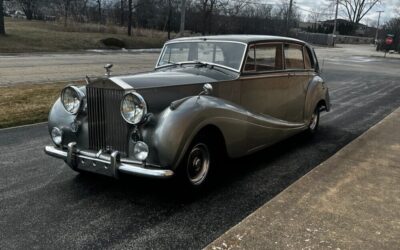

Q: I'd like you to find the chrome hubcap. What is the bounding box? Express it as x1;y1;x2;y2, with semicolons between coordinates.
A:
186;143;210;185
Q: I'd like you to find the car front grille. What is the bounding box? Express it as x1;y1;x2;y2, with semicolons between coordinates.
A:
87;86;129;155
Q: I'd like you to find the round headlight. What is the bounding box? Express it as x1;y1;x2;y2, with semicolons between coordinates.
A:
134;141;149;161
120;92;147;125
61;86;84;114
51;127;63;146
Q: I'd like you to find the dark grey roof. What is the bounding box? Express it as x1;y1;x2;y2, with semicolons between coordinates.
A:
169;35;306;45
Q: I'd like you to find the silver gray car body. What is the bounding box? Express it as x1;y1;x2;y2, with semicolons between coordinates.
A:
45;35;330;179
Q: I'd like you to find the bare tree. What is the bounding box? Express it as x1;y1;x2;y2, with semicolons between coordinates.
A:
340;0;381;24
0;0;5;35
15;0;36;20
198;0;218;35
128;0;133;36
120;0;124;26
167;0;172;39
96;0;102;23
179;0;186;36
59;0;71;26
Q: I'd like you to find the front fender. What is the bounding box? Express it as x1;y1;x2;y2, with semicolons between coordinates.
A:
143;96;249;170
47;86;89;149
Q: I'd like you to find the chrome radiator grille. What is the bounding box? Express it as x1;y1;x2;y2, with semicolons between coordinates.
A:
87;86;129;155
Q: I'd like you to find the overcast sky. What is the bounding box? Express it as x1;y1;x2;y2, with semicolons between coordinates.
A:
261;0;399;26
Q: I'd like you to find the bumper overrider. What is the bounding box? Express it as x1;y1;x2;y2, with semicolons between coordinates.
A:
44;142;174;179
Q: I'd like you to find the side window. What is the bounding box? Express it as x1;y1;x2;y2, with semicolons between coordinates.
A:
284;44;304;69
244;43;283;72
255;44;283;71
303;46;314;69
244;46;256;71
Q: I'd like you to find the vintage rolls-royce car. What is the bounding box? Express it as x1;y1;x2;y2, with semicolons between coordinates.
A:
45;35;330;188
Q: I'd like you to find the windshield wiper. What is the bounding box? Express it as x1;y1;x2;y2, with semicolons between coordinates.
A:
159;61;181;68
178;60;208;67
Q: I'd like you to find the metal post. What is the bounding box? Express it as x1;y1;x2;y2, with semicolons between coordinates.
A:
332;0;339;47
375;11;384;45
179;0;186;37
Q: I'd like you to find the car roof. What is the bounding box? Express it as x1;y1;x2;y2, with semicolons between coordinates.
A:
168;35;307;45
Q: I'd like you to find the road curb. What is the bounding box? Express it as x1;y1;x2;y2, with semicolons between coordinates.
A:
0;122;47;131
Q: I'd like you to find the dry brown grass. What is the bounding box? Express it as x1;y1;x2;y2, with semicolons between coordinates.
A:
0;18;170;53
0;82;82;128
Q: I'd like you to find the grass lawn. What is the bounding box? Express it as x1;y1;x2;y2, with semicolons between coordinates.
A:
0;82;82;129
0;18;168;53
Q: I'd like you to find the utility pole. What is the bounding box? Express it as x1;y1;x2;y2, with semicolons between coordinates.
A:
332;0;339;46
375;10;384;45
179;0;186;37
286;0;294;36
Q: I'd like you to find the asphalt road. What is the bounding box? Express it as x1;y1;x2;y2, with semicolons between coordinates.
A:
0;51;159;86
1;55;400;249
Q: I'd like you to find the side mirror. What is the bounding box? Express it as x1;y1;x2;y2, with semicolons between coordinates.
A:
203;83;213;95
197;83;213;100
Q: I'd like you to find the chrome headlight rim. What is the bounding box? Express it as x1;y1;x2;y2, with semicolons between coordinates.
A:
120;92;148;125
60;86;85;115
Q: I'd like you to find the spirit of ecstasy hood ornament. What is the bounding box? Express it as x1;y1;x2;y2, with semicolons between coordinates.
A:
104;64;113;77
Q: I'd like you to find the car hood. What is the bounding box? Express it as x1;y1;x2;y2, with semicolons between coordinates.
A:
109;67;239;90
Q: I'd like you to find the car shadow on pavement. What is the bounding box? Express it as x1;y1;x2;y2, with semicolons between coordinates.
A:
67;123;345;205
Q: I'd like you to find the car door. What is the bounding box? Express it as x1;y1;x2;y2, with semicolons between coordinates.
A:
282;43;311;123
240;42;288;121
240;42;292;150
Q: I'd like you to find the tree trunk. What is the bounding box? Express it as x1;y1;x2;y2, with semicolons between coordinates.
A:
128;0;133;36
0;0;5;35
167;0;172;39
179;0;186;36
120;0;124;26
202;0;208;35
64;1;69;27
97;0;102;24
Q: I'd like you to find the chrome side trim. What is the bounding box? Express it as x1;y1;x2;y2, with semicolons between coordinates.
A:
44;145;174;179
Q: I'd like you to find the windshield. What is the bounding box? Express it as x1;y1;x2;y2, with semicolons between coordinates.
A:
157;41;246;71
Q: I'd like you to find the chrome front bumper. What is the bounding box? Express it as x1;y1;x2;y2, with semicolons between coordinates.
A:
44;142;174;179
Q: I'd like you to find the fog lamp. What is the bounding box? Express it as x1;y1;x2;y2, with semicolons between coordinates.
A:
134;141;149;161
51;127;63;146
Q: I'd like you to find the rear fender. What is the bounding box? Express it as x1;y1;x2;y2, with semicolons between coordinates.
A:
304;75;329;121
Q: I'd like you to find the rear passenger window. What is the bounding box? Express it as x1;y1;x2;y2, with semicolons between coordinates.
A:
303;46;314;69
255;44;283;71
284;44;304;69
244;43;283;72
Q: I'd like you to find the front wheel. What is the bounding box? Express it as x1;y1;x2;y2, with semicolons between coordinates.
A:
178;135;217;190
186;143;210;186
307;106;320;134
